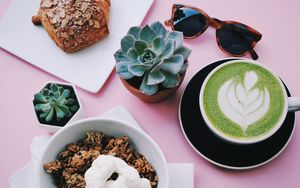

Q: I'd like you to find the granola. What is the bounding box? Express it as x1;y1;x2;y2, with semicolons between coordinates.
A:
44;131;158;188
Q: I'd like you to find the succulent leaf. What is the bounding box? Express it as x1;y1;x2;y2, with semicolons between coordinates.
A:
66;98;75;105
114;50;129;62
152;37;165;55
42;89;50;96
46;108;54;122
50;83;58;92
127;26;141;39
150;21;167;38
160;54;184;74
116;61;135;79
160;39;175;60
128;63;149;77
127;48;139;63
35;103;51;111
49;91;54;97
54;91;60;99
58;86;64;94
121;35;135;53
34;93;47;103
134;40;148;55
174;46;192;61
147;70;165;85
61;105;71;116
138;58;156;67
62;89;70;98
57;96;66;107
140;74;159;95
139;25;156;44
162;71;180;88
40;110;50;119
138;49;156;65
179;62;189;74
70;105;79;112
167;31;184;49
55;106;65;119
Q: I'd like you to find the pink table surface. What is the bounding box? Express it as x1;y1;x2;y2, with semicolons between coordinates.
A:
1;0;300;187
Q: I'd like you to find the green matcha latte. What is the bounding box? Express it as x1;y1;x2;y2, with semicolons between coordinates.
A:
201;61;286;141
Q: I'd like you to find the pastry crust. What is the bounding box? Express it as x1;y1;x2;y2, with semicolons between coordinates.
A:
32;0;110;53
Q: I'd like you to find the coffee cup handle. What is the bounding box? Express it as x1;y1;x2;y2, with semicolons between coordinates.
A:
288;97;300;112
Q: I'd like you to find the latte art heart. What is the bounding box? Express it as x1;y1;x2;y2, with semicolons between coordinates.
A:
218;71;270;131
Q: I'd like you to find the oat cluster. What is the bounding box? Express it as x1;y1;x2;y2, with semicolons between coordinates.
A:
44;132;159;188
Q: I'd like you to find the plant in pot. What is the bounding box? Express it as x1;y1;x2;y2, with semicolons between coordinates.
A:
114;21;191;102
33;82;84;132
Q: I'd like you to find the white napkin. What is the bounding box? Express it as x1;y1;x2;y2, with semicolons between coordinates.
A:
8;106;194;188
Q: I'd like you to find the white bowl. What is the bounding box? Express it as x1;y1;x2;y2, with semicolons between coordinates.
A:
37;117;169;188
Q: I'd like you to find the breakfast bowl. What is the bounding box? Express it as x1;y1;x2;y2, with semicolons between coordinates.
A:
36;117;169;188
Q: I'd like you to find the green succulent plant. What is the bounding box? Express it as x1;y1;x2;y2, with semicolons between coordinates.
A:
114;21;191;95
34;83;79;122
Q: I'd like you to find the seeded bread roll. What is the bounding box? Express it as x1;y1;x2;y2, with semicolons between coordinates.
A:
32;0;110;53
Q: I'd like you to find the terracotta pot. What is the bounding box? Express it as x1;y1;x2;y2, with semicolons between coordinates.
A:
120;73;186;103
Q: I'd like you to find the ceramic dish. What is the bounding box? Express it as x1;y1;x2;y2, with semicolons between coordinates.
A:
0;0;154;93
179;58;295;170
37;117;169;188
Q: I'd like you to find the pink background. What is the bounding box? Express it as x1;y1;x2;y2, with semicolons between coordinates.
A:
1;0;300;187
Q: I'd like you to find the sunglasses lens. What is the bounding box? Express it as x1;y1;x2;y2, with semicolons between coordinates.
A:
173;7;208;37
218;23;256;55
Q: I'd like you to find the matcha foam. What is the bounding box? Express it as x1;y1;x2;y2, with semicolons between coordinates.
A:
202;62;285;139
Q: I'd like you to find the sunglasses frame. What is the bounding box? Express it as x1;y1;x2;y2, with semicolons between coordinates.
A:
165;4;262;60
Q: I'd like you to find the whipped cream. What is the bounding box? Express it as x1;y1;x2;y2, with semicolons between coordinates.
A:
218;71;270;131
85;155;151;188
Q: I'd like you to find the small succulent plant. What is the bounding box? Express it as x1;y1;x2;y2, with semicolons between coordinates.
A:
34;83;79;122
114;21;191;95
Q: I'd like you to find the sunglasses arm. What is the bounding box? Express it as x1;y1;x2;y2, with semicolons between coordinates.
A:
250;49;259;60
164;19;172;26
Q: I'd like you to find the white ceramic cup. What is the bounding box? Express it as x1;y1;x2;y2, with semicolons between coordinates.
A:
199;59;300;144
36;117;169;188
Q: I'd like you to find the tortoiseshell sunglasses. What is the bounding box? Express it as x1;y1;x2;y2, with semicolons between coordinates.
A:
165;4;262;60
